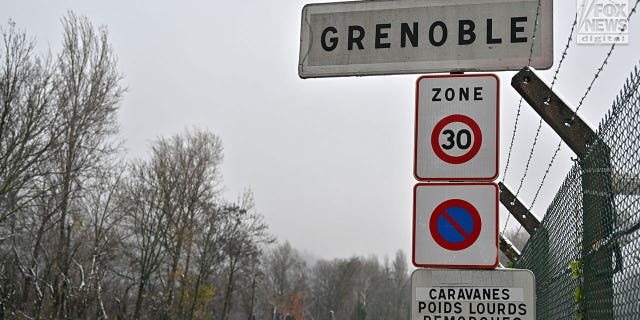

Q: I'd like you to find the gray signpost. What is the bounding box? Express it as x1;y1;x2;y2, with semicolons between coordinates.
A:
297;1;546;319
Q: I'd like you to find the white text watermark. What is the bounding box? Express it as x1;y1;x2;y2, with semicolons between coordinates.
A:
577;0;630;44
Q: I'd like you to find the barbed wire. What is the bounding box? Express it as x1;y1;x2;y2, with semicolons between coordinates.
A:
500;0;543;183
500;0;543;237
513;0;640;239
570;0;639;122
528;0;640;208
513;14;579;199
514;141;563;239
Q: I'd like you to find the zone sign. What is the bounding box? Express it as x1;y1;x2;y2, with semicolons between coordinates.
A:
414;74;499;181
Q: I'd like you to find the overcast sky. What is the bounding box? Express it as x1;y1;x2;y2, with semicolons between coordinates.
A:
2;0;639;261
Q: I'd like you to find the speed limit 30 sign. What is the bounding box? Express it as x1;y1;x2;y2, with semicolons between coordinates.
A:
414;74;499;181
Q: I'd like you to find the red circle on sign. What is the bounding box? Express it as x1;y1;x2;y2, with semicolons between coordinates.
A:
430;114;482;164
429;199;482;251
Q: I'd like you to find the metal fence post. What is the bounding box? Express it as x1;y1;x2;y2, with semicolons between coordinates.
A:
580;138;615;320
512;67;614;319
498;182;541;235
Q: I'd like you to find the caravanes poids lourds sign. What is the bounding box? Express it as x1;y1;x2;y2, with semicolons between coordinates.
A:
411;269;536;320
298;0;553;78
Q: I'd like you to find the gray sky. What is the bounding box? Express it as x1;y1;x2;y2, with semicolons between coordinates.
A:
2;0;639;261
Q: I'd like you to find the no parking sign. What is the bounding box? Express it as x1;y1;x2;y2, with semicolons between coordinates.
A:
430;199;482;251
413;183;498;268
414;74;499;181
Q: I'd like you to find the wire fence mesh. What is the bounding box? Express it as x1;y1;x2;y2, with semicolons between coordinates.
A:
513;63;640;320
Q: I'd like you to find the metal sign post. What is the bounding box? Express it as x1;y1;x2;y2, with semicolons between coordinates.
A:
296;1;544;318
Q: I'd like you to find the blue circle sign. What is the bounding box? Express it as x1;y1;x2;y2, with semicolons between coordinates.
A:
429;199;482;251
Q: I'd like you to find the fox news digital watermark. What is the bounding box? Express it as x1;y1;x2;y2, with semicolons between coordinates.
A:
577;0;630;44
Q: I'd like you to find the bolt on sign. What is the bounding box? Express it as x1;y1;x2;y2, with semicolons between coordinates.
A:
298;0;553;78
411;268;536;320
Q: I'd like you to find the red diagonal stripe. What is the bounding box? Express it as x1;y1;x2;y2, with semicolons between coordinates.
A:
441;211;470;239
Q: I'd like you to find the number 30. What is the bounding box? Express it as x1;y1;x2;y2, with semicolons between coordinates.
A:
441;129;472;150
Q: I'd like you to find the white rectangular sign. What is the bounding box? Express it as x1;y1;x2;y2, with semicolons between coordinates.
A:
413;183;498;268
414;74;499;181
411;269;536;320
299;0;553;78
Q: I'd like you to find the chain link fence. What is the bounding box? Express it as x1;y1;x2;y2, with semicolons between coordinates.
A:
514;63;640;320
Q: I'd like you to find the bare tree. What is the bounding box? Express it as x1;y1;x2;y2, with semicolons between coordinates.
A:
306;257;362;320
122;160;169;320
0;20;60;318
187;201;227;320
119;129;224;319
0;20;58;230
262;241;307;319
390;250;410;320
219;192;273;320
48;12;123;318
303;252;411;320
71;161;127;319
149;129;223;318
